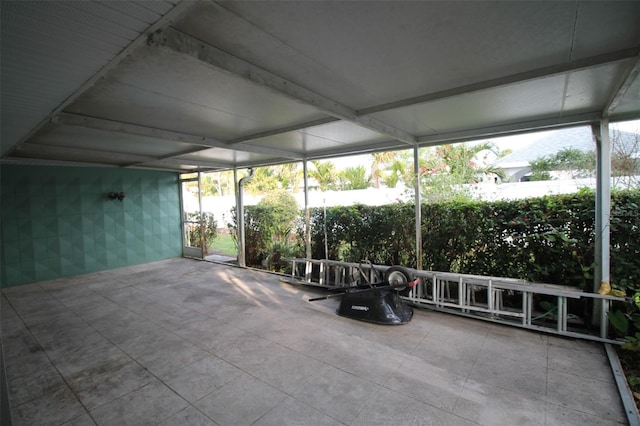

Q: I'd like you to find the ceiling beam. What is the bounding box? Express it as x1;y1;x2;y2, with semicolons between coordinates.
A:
210;48;639;149
54;112;304;160
416;111;603;146
13;143;162;164
13;142;237;170
0;157;116;168
603;55;640;118
288;112;602;158
148;27;417;145
305;140;409;161
225;117;339;146
151;156;231;169
358;48;640;116
11;1;195;151
122;146;247;169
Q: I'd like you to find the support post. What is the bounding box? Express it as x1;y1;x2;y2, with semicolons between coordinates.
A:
414;145;423;270
236;168;254;267
592;120;611;335
197;172;205;255
303;160;312;259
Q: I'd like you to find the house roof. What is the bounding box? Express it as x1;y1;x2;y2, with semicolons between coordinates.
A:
1;1;639;172
493;127;639;168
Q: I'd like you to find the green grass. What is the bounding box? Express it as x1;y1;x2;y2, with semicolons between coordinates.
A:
208;233;237;256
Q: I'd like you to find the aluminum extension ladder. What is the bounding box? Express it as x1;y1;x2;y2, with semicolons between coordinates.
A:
285;258;626;344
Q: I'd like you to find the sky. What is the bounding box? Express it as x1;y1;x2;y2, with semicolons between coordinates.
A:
611;118;640;133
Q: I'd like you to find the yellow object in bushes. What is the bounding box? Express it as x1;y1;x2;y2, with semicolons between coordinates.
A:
597;281;611;295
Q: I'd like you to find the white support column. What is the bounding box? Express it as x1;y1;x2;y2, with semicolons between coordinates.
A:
303;160;312;259
592;120;611;334
236;168;255;267
414;145;423;270
233;169;239;264
197;172;204;254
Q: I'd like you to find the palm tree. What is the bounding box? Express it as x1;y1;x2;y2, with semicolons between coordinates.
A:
370;151;396;188
201;170;235;196
309;160;338;191
276;163;303;192
432;142;506;183
383;159;408;188
338;166;370;190
245;167;280;195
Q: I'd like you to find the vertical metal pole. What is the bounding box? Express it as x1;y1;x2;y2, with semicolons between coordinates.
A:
234;169;243;267
197;172;205;255
414;145;423;270
236;169;254;267
592;120;611;335
488;279;494;312
178;175;186;255
557;296;563;332
323;199;329;260
303;160;312;259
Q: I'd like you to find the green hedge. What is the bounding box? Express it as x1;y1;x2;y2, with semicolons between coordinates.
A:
294;190;639;293
237;190;639;293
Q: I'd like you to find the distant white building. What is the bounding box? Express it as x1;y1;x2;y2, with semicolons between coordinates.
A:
493;127;597;182
492;126;639;183
466;126;639;200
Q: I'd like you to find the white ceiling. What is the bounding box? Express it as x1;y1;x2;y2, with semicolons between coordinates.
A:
2;1;639;172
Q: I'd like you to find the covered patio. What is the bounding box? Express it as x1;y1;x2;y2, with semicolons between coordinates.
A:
1;258;626;425
1;1;639;424
2;0;638;275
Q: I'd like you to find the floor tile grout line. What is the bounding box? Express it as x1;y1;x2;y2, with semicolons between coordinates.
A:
346;385;384;426
249;391;350;426
346;319;482;425
76;272;327;421
43;281;200;416
43;275;227;426
90;280;274;380
1;290;99;425
544;335;550;425
450;327;490;416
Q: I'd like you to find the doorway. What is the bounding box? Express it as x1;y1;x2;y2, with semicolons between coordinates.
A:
179;173;204;259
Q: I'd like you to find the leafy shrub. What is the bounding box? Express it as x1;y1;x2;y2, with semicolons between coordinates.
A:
300;203;415;266
186;212;217;253
296;190;640;292
229;190;301;268
233;189;639;302
608;291;640;401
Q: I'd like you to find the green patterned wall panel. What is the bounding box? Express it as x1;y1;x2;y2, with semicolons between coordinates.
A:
1;165;182;287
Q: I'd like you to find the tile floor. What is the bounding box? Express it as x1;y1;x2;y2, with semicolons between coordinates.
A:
1;258;627;425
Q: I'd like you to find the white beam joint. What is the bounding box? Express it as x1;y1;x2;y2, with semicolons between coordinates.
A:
604;55;640;117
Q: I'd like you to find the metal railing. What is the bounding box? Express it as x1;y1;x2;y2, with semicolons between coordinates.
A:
285;258;627;344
